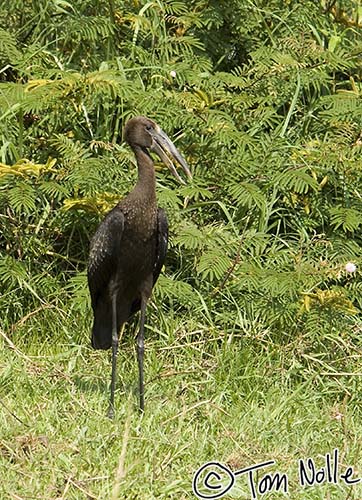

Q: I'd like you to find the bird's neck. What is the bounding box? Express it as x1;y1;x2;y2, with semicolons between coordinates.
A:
133;146;156;202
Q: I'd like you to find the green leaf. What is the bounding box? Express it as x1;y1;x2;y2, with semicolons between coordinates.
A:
329;207;362;232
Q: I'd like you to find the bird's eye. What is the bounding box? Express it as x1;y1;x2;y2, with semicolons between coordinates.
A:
146;124;153;131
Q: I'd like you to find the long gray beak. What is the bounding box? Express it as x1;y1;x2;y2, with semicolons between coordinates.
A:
150;128;192;184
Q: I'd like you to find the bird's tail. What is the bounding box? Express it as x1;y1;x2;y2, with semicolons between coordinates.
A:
91;301;112;350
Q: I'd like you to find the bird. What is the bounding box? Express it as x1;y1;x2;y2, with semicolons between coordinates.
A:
87;116;192;417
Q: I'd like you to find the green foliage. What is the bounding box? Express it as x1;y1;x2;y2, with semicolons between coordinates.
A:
1;0;362;358
2;3;362;497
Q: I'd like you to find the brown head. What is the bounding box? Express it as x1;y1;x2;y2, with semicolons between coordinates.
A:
124;116;192;184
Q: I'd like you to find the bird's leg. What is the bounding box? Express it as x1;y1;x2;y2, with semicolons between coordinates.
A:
108;292;119;419
137;297;147;412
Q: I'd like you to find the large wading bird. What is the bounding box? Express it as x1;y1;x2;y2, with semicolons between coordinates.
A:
87;116;191;417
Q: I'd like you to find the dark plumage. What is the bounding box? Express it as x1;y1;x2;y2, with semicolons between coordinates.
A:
87;116;191;417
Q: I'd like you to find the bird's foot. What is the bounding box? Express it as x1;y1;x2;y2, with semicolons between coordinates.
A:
107;404;115;419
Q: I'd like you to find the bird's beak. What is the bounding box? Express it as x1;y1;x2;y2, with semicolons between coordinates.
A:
151;128;192;184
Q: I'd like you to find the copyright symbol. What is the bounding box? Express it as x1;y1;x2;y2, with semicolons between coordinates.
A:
192;462;235;499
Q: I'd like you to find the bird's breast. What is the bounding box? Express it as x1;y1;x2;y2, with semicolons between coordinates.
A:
115;227;157;299
121;199;157;241
115;200;158;283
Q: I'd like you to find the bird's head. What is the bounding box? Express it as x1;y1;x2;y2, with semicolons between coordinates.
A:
124;116;192;184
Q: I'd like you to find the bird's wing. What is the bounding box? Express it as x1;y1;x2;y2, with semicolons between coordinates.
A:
87;207;124;307
153;207;168;285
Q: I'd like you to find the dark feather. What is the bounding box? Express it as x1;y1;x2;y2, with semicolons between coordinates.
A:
87;206;124;349
88;206;168;348
129;207;168;315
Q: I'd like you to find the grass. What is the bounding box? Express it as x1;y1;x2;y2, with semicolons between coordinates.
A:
1;304;362;500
